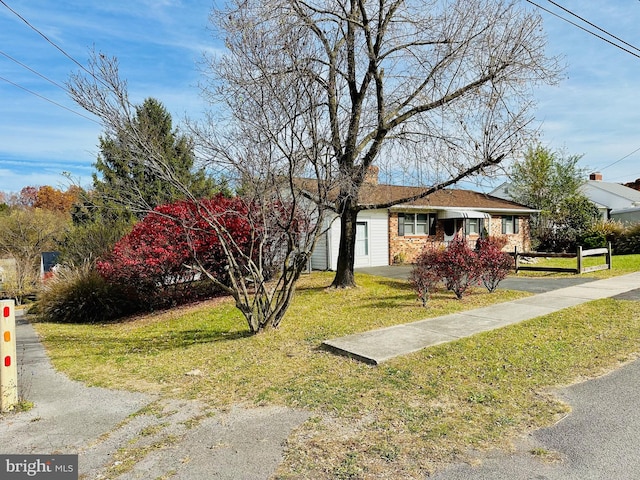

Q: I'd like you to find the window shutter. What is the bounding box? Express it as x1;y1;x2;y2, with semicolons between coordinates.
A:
398;213;405;236
501;217;506;234
429;214;436;236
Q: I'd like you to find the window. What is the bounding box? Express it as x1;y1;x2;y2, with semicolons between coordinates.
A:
398;213;436;236
465;218;484;235
501;216;519;234
356;222;368;256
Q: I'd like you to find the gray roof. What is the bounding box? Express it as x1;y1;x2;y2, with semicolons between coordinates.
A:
583;180;640;205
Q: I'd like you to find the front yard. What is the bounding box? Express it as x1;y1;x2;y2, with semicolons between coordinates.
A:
32;256;640;479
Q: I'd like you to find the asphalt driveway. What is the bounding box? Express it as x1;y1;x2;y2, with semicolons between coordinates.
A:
356;265;640;299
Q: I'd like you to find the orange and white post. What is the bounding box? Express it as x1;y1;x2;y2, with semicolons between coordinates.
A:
0;299;17;412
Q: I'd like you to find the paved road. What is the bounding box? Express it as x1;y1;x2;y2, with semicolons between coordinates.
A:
429;357;640;480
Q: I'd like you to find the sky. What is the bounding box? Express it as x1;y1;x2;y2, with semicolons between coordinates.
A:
1;1;639;194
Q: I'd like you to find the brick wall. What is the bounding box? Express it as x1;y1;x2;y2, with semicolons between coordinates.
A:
389;212;531;264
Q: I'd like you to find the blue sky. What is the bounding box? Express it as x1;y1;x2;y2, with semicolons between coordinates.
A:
1;1;639;194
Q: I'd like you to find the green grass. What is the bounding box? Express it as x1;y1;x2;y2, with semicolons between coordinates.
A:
517;253;640;278
32;261;640;479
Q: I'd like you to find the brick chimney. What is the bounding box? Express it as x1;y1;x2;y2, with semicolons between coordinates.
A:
589;172;603;181
364;165;379;185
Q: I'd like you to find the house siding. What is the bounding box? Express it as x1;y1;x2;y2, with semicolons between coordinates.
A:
311;210;389;270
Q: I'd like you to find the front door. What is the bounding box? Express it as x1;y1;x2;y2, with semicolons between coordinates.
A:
354;221;370;267
443;219;458;243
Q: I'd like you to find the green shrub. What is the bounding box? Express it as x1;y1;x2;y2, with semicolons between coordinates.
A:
35;263;137;323
579;231;607;249
613;223;640;254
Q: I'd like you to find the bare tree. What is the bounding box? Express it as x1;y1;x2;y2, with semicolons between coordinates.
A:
0;208;69;303
205;0;562;287
68;52;330;333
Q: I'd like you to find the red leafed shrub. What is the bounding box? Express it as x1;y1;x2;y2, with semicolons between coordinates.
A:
410;235;481;302
476;235;513;292
411;234;513;304
97;194;254;308
437;234;482;299
409;247;442;306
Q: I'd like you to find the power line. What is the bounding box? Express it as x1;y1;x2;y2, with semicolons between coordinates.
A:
0;50;67;91
599;145;640;171
0;1;109;125
0;0;97;79
525;0;640;60
545;0;640;54
0;75;100;124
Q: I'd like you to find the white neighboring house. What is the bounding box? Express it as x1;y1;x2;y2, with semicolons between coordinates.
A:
582;173;640;224
491;172;640;225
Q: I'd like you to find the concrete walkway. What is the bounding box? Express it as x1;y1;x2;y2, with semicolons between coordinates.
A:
323;271;640;364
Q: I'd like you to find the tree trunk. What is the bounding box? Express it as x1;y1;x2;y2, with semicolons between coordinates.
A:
331;203;359;288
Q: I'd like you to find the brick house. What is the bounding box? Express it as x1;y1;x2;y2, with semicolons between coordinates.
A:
310;172;536;269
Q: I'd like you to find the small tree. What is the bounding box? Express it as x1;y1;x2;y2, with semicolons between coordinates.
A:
69;52;329;334
409;247;442;306
508;145;597;251
476;236;512;292
0;208;70;303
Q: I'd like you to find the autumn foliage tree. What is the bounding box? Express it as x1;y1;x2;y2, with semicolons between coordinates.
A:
97;195;253;308
69;52;329;333
12;185;80;214
95;191;316;332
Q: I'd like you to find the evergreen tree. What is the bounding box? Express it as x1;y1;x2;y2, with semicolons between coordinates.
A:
91;97;223;221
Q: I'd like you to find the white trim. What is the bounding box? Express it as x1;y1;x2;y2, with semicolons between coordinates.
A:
438;209;490;219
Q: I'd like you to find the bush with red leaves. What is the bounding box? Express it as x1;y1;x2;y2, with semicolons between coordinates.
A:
410;234;513;304
97;194;254;308
475;235;513;292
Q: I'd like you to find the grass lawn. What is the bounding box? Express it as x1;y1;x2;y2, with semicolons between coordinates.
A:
516;253;640;278
32;256;640;479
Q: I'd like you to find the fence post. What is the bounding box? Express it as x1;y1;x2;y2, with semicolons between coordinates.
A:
577;246;583;274
607;242;612;270
0;299;18;412
514;246;519;273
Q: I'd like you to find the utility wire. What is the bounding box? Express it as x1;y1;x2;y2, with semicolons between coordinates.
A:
525;0;640;60
525;1;640;175
0;0;110;124
0;75;100;124
599;145;640;171
0;0;98;78
545;0;640;54
0;50;67;91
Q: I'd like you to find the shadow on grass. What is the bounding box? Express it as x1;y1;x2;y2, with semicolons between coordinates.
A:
375;279;414;291
38;325;254;358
